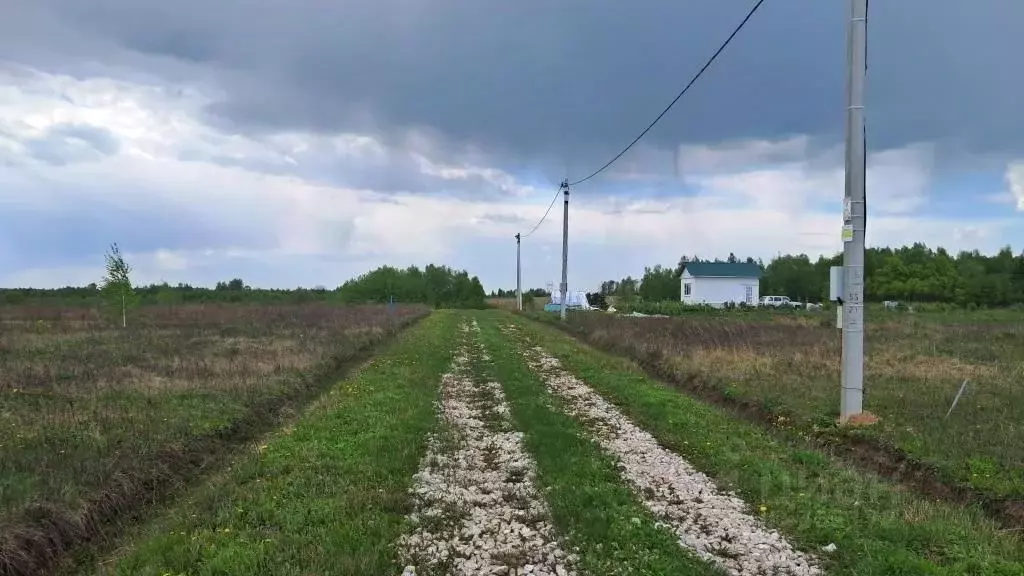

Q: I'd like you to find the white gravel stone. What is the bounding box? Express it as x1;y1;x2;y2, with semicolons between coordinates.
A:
397;321;577;576
513;330;821;576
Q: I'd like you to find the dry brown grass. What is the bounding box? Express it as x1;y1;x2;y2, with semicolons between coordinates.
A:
487;297;519;310
553;311;1024;502
0;302;427;575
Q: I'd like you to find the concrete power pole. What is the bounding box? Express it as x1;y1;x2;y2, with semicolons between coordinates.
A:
515;233;522;311
841;0;867;422
559;179;570;321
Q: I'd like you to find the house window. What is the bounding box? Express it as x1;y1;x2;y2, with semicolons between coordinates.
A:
745;285;753;304
684;283;692;296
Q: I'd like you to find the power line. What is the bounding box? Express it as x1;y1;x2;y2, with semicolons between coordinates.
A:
569;0;769;187
522;180;567;238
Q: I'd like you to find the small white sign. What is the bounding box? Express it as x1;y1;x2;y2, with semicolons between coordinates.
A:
843;198;852;222
836;306;843;330
841;224;854;242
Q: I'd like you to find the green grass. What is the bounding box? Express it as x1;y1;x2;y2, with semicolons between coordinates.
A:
87;311;457;576
507;312;1024;575
471;312;722;576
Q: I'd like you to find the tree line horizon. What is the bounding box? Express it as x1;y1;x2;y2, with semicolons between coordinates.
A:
5;242;1024;309
0;263;488;310
489;242;1024;307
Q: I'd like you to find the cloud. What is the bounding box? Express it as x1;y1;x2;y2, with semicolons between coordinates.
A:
682;140;933;216
19;123;121;165
1007;162;1024;211
0;65;1016;292
0;65;540;200
152;248;188;271
676;136;814;176
3;0;1022;175
1;4;1023;293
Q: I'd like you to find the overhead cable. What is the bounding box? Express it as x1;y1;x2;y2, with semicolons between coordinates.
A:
522;184;564;238
569;0;769;186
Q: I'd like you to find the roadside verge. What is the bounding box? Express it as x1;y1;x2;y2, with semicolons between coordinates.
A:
507;312;1024;575
87;312;457;576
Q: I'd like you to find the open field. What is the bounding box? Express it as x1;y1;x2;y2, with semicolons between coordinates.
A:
0;303;426;575
79;310;1024;575
538;308;1024;516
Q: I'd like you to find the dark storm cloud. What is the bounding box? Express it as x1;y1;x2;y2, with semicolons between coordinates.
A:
9;1;1024;173
176;138;537;200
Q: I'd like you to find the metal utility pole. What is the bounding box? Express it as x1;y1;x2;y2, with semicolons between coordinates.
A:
515;233;522;311
559;179;570;321
840;0;867;422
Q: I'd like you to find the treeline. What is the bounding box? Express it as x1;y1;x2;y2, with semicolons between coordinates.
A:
488;288;550;298
337;264;486;308
0;281;332;306
600;243;1024;307
1;265;487;309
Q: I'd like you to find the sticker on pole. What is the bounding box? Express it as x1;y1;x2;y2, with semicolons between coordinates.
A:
841;224;854;242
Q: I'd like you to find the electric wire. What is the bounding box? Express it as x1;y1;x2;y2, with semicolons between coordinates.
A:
522;185;563;238
520;0;768;239
568;0;769;186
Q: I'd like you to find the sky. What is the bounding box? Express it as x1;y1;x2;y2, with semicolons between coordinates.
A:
1;0;1023;292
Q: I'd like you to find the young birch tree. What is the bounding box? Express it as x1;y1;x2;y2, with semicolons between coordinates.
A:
100;243;138;327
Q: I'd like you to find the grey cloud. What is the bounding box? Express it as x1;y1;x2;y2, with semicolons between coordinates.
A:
177;135;535;200
8;1;1024;177
19;123;120;165
479;213;528;226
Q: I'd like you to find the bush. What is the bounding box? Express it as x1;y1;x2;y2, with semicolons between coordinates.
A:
586;292;609;310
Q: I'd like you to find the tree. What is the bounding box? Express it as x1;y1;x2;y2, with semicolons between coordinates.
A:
761;254;820;302
586;292;609;310
639;265;678;301
335;264;486;308
100;243;139;327
615;276;639;305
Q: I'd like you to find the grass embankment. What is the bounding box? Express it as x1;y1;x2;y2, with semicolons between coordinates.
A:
473;313;722;575
0;303;426;575
88;311;458;576
542;310;1024;508
508;312;1024;575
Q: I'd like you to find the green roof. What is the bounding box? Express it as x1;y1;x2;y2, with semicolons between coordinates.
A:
682;262;762;279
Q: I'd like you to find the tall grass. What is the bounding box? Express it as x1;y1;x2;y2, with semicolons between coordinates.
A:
0;303;427;575
545;311;1024;504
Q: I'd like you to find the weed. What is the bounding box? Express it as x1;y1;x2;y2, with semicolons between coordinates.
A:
510;312;1024;574
0;303;427;575
89;311;456;575
536;310;1024;504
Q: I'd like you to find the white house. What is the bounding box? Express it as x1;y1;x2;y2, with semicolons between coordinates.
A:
680;262;761;307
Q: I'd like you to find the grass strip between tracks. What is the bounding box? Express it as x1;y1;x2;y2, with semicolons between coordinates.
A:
474;312;723;576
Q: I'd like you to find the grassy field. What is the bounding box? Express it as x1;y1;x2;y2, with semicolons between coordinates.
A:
92;311;459;576
542;308;1024;508
4;306;1022;575
81;310;1023;575
500;312;1024;575
0;303;426;575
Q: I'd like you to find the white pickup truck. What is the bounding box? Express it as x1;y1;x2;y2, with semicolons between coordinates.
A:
759;295;803;309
